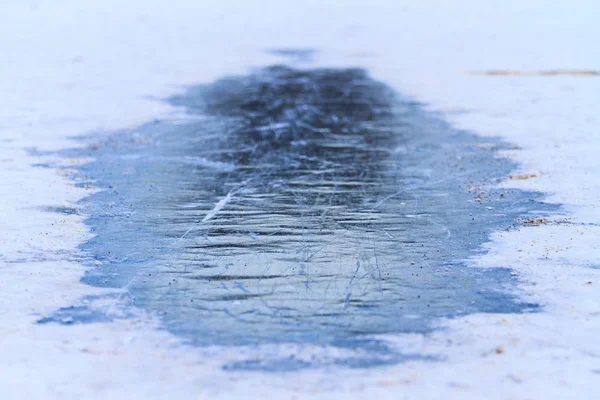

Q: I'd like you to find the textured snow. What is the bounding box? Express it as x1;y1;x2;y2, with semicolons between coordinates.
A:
1;0;599;398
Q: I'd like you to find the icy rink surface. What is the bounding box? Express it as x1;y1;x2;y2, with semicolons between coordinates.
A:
1;0;599;398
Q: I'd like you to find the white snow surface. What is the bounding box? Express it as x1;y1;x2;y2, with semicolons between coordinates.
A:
1;0;599;398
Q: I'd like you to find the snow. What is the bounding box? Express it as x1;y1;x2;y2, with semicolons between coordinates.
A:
1;0;599;398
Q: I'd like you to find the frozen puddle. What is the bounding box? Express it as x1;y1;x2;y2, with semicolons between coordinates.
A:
47;66;555;368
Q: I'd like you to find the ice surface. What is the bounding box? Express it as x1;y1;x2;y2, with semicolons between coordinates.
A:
56;66;554;360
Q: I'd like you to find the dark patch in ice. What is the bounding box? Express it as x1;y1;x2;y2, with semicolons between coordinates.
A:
224;357;315;372
57;65;558;369
43;206;81;215
38;305;113;325
36;293;132;326
224;338;430;371
267;48;317;63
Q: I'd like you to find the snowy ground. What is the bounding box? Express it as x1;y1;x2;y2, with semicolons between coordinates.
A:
1;1;599;398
